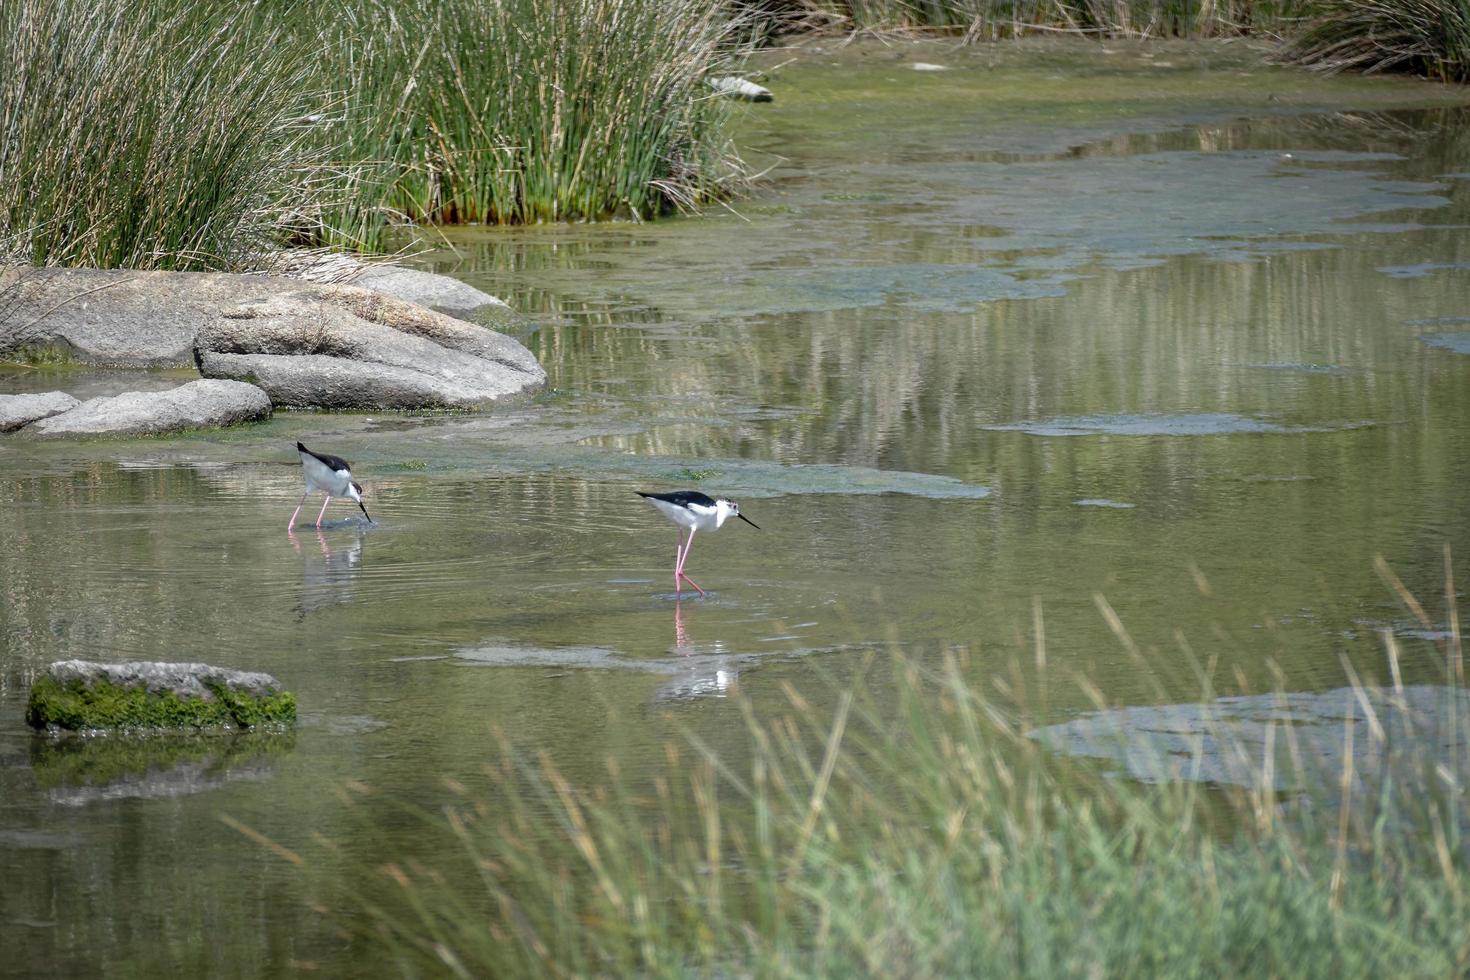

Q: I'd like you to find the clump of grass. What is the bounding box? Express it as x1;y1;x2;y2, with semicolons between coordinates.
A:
1285;0;1470;82
773;0;1303;38
1;0;751;267
0;0;323;270
303;553;1469;976
323;0;749;237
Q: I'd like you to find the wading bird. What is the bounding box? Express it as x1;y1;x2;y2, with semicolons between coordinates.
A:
290;442;371;530
636;490;758;596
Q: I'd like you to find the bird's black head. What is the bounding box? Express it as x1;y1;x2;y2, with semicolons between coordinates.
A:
351;481;371;523
721;499;759;530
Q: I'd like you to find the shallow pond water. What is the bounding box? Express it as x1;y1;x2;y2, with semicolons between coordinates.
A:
4;39;1470;976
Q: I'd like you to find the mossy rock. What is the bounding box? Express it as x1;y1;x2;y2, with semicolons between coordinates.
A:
26;660;296;733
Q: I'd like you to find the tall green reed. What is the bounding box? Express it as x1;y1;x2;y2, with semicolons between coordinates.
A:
280;553;1468;976
1;0;750;268
323;0;748;237
777;0;1303;38
0;0;323;270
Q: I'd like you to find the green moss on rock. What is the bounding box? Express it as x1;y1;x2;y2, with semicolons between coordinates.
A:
4;344;82;367
207;683;297;728
26;673;296;733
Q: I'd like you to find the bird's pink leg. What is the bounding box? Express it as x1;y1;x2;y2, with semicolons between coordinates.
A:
315;494;331;529
675;528;692;578
677;528;706;596
674;530;686;594
288;490;309;531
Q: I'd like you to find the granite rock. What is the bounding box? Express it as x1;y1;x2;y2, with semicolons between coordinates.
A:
0;391;80;432
25;379;270;437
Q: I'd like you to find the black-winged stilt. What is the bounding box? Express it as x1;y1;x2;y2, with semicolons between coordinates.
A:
290;442;371;529
637;490;758;596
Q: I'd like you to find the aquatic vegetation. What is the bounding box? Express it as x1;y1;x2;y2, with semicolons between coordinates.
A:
302;559;1469;976
671;467;724;481
1286;0;1470;83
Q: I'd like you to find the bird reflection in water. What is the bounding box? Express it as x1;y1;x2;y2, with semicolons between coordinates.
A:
289;526;364;618
675;599;691;653
655;600;740;701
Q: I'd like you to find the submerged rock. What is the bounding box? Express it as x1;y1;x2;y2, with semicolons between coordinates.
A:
1031;684;1470;795
24;379;270;437
26;660;296;733
1420;332;1470;355
0;391;79;432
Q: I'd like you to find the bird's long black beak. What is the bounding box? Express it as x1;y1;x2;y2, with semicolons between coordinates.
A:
738;512;760;530
358;502;372;524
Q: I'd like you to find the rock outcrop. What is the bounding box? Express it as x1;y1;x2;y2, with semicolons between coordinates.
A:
0;264;545;414
192;287;541;408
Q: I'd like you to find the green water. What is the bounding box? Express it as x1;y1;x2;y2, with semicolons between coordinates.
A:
3;39;1470;976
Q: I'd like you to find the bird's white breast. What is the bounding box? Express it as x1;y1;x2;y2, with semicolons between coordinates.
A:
649;497;719;531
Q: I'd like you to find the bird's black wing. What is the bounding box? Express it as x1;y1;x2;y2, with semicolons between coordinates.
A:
297;442;352;473
636;490;718;508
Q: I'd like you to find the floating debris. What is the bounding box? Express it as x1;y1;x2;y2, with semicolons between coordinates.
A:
706;76;773;102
